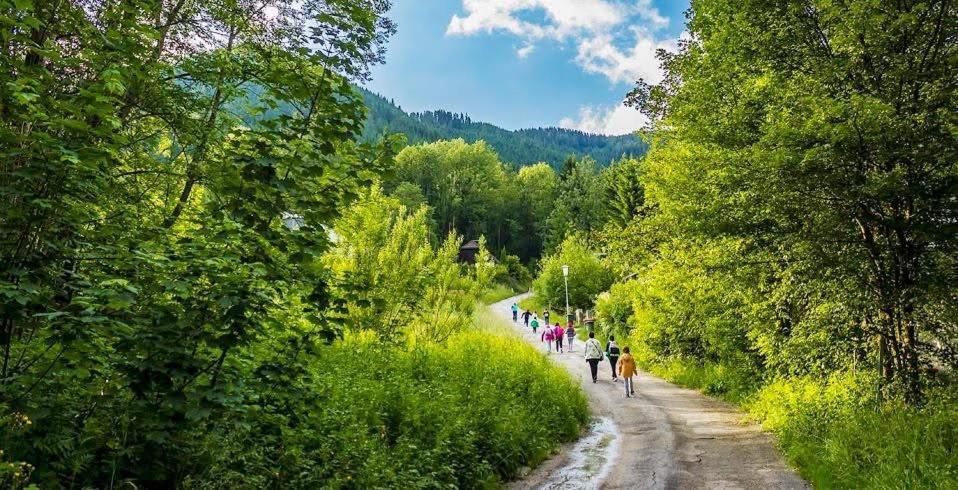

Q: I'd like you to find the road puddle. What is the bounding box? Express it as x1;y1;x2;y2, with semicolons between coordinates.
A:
536;416;619;489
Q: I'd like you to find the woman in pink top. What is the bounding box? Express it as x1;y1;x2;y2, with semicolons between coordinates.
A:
553;323;565;353
541;326;554;353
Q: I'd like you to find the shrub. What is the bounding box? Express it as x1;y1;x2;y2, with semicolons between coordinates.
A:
594;279;640;340
633;354;958;489
748;374;958;489
533;236;613;311
498;254;532;289
188;330;589;488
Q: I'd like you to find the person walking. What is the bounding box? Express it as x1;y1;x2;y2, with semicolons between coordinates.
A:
565;320;576;352
543;309;550;325
553;322;564;353
521;309;532;328
583;332;603;383
618;346;637;397
606;335;621;382
541;325;554;353
511;303;519;322
530;314;540;334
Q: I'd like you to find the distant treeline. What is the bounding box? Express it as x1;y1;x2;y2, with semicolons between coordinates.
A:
358;87;647;168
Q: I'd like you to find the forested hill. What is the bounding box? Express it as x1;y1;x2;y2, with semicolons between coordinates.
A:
358;87;647;168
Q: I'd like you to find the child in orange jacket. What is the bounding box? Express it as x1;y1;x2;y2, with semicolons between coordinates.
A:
618;346;637;397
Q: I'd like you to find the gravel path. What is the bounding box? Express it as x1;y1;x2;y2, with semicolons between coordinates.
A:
495;294;808;490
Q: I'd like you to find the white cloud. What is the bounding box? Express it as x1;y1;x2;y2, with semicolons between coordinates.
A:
447;0;678;85
628;0;669;28
516;43;536;58
575;27;677;84
559;102;647;136
447;0;624;40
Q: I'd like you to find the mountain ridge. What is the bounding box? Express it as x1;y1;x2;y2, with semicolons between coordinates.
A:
358;87;647;168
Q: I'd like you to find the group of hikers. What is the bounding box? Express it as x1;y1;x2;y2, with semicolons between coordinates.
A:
513;304;574;353
511;303;639;398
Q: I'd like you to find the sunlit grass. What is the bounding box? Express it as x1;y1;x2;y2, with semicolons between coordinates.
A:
481;283;520;304
634;353;958;489
518;293;547;312
472;303;519;337
199;325;589;488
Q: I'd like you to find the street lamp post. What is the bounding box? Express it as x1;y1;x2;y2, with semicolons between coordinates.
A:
562;264;570;322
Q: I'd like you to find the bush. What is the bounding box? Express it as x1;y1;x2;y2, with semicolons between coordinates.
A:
633;354;958;489
533;235;613;311
749;374;958;489
498;254;532;290
594;279;641;340
187;330;589;488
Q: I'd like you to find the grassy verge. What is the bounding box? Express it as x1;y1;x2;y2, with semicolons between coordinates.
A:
518;293;547;312
481;283;521;304
635;356;958;488
191;310;588;488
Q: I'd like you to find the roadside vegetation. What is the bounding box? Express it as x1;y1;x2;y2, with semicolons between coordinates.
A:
481;283;521;305
520;2;958;488
187;329;587;488
0;2;583;487
3;0;954;488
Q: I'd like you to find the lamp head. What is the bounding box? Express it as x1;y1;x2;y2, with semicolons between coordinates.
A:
562;264;569;277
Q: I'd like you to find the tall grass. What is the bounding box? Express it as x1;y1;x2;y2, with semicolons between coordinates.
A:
749;374;958;489
518;293;547;313
634;354;958;489
481;283;520;304
190;321;588;488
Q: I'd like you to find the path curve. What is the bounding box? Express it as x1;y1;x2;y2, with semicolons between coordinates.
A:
495;294;808;490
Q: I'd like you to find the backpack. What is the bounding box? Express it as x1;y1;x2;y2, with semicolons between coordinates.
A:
608;343;620;357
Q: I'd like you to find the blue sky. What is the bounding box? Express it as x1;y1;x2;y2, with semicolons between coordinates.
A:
364;0;690;135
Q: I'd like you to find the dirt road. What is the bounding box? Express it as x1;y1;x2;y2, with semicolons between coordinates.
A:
495;295;808;490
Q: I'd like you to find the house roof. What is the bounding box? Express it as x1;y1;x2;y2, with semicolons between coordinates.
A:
460;239;480;250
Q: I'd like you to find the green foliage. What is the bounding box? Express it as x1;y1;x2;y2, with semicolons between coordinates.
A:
390;181;429;214
0;0;571;486
183;330;589;488
594;279;641;341
749;377;958;489
545;2;958;487
543;157;607;252
515;163;561;259
637;356;958;489
517;294;545;314
498;253;533;288
390;139;512;250
602;157;645;229
481;284;519;305
533;236;613;311
532;1;958;487
325;187;485;343
388;139;565;262
627;0;958;401
359;88;647;168
385;141;643;265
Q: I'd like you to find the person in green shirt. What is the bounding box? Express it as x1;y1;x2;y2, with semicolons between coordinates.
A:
530;314;540;333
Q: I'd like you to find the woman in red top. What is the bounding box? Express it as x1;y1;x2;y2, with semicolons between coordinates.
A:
553;323;565;353
541;326;554;353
